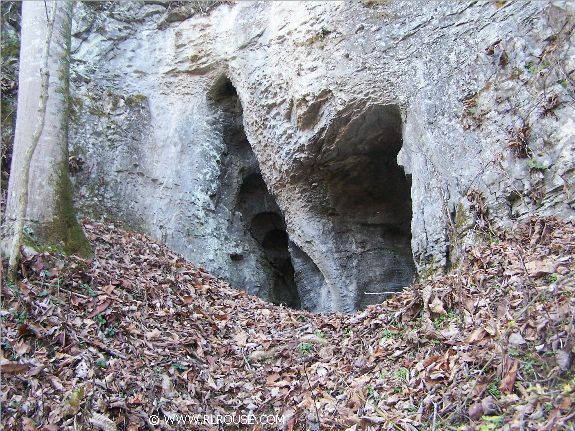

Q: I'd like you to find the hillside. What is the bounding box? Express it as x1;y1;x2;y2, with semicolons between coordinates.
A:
1;218;574;430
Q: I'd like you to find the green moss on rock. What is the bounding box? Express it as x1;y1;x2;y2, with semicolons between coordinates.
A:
125;94;148;106
43;165;92;257
418;256;442;280
454;202;468;231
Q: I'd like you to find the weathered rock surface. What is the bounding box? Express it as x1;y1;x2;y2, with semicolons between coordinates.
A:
67;0;575;312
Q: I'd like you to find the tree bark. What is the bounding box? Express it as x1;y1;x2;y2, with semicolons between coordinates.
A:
3;1;87;277
7;2;57;278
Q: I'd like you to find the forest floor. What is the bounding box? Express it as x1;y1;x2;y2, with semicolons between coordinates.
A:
1;218;574;431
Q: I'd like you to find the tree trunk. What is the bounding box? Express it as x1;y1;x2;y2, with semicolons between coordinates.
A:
4;1;89;277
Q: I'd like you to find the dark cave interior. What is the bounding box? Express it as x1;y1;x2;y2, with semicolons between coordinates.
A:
211;77;300;309
314;104;416;309
211;78;414;311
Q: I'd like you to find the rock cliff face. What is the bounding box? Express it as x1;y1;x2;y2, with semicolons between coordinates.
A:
68;0;575;312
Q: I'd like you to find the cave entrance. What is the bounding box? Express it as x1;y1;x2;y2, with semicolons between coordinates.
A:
316;104;416;309
210;77;300;309
249;210;300;308
209;79;414;311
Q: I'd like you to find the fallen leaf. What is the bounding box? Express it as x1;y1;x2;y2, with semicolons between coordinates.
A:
233;331;249;346
63;386;85;417
508;332;526;346
101;284;115;295
87;299;112;318
89;412;117;431
525;258;557;277
499;360;518;394
0;362;30;375
467;327;486;343
319;345;334;360
75;359;89;379
127;394;144;405
429;297;446;314
481;396;499;415
161;374;175;397
468;402;483;420
556;350;573;371
14;340;30;356
32;255;45;272
21;417;38;431
440;323;460;340
145;328;161;340
266;373;280;385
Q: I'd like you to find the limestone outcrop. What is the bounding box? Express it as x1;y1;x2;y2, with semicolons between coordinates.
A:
66;0;574;312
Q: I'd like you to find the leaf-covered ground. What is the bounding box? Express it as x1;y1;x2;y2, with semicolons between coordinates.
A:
1;218;574;430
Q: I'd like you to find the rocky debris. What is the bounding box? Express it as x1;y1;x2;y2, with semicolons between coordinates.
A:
1;217;574;430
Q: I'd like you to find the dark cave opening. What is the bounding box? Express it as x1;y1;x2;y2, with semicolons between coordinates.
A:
316;104;416;309
210;77;414;311
250;211;300;308
210;77;300;309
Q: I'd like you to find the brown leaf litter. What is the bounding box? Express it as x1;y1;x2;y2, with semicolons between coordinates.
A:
1;217;574;430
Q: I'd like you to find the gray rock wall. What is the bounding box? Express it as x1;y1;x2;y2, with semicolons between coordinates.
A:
68;0;575;312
